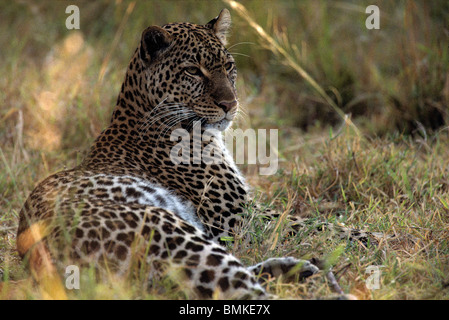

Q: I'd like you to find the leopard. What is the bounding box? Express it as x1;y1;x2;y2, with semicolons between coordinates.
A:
17;9;327;300
18;7;398;299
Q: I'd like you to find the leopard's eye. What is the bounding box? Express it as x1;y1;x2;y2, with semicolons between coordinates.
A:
185;66;202;76
224;62;234;72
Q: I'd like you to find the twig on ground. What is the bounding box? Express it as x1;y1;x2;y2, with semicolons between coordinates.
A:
326;270;345;295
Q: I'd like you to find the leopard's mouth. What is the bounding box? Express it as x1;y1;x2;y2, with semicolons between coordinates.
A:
203;118;232;131
199;108;236;131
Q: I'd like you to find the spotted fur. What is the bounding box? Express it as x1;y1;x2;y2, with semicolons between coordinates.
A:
17;10;320;299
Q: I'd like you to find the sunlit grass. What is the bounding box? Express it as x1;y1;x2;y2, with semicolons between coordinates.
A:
1;0;448;300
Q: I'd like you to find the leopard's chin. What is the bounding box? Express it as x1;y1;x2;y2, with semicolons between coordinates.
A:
203;118;233;131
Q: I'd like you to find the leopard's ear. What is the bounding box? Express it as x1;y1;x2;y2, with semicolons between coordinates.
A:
206;9;231;46
140;26;172;65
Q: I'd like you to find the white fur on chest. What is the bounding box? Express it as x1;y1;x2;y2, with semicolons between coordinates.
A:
79;174;204;232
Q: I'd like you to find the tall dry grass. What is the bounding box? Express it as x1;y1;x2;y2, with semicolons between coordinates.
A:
1;0;448;300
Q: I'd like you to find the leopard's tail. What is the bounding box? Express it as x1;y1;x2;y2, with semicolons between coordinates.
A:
16;221;67;300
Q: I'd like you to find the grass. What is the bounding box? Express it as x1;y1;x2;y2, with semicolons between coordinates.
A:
239;127;449;299
1;0;449;299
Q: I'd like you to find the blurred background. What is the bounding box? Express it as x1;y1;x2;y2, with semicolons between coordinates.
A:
1;0;448;153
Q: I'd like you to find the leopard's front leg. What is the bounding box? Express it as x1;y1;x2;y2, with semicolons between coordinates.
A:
248;257;319;282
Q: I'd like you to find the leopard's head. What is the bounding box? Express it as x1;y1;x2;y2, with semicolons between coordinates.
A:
129;9;238;133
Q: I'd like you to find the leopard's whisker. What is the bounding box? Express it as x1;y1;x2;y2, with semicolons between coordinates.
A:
227;41;255;50
229;52;251;58
139;103;188;124
138;100;187;125
153;110;195;134
235;110;250;125
138;104;191;134
156;113;197;143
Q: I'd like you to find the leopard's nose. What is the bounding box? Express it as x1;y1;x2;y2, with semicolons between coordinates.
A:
217;100;238;112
